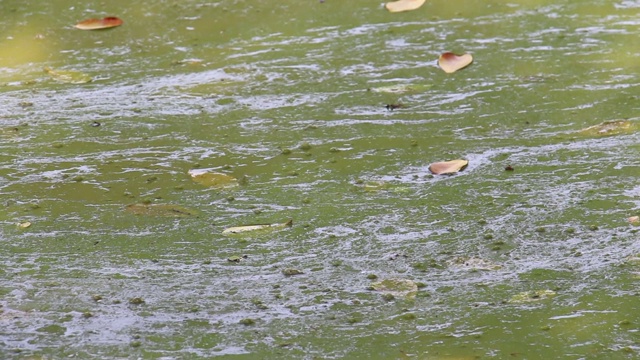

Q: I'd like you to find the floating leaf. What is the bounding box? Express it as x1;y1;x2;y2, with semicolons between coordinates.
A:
447;257;502;271
385;0;426;13
628;216;639;225
17;221;32;229
438;52;473;73
371;278;418;298
125;203;196;217
508;289;556;303
222;219;293;235
44;67;92;84
576;120;637;137
369;84;431;94
188;169;238;188
428;159;468;175
74;17;123;30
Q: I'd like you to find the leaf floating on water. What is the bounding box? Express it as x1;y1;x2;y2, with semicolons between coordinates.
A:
385;0;426;13
508;289;556;303
370;278;418;299
74;16;123;30
628;216;639;225
428;159;468;175
44;67;92;84
222;219;293;235
125;203;196;217
17;221;32;229
438;52;473;73
576;120;637;137
188;169;238;188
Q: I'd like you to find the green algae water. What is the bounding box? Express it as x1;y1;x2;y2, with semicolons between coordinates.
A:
1;0;640;358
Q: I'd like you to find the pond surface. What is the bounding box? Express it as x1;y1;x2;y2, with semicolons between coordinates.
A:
1;0;640;358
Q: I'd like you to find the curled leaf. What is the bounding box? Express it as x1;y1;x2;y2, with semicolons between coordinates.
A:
385;0;426;13
75;17;123;30
44;67;92;84
577;120;637;137
188;169;238;188
125;203;196;217
17;221;32;229
428;159;468;175
222;219;293;235
438;52;473;73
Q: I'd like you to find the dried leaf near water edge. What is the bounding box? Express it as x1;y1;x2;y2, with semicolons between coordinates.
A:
44;67;91;84
188;169;238;188
576;120;637;137
385;0;426;13
125;203;196;217
222;219;293;235
370;278;418;299
428;159;468;175
75;17;123;30
438;52;473;73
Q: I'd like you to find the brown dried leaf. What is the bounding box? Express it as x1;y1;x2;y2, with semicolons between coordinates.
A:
438;52;473;73
75;17;123;30
428;159;469;175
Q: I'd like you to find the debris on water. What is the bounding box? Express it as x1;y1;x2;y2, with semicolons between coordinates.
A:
227;255;248;263
125;203;196;217
428;159;469;175
385;0;426;12
222;219;293;234
128;297;145;305
369;83;431;94
91;121;101;127
628;216;639;225
17;221;31;229
44;66;92;84
282;268;304;276
508;290;556;303
447;257;502;271
438;52;474;73
576;120;637;137
188;169;238;188
505;165;514;171
385;103;403;111
370;278;418;299
239;318;256;326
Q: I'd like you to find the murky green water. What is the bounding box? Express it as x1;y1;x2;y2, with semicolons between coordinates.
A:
1;0;640;358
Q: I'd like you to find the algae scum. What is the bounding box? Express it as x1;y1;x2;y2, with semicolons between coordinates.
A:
1;0;640;358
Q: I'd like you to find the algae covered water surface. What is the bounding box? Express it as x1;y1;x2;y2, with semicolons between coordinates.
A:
1;0;640;358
